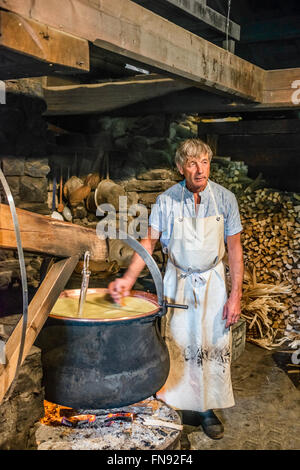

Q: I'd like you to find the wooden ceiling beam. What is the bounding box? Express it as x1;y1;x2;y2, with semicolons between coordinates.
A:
135;0;241;40
43;74;190;115
0;0;264;101
0;1;297;113
0;9;89;79
42;67;300;115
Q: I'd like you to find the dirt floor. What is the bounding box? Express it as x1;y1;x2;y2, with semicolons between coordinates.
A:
180;343;300;450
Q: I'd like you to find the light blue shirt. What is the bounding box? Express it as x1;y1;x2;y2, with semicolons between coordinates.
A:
149;179;243;251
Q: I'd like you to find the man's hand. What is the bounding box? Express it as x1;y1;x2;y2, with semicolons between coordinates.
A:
108;227;160;304
224;232;243;328
108;276;135;304
222;294;241;328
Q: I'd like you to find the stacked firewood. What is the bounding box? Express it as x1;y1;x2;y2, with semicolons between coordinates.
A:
210;157;300;349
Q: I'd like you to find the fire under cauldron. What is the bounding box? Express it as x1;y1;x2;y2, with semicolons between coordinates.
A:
36;288;170;409
35;232;187;409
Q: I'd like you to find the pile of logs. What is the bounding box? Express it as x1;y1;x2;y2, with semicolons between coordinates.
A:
210;157;300;348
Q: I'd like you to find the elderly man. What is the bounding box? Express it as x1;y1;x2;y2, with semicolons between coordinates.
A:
109;138;244;439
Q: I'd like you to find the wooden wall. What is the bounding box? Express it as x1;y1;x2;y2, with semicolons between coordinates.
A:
198;119;300;192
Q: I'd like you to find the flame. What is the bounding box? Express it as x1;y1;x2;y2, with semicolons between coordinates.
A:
40;400;96;426
72;414;96;423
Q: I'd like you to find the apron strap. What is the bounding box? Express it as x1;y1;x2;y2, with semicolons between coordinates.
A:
179;183;185;222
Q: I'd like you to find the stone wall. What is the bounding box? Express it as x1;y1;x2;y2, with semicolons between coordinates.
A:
0;315;44;450
0;87;51;291
48;114;198;268
0;85;48;449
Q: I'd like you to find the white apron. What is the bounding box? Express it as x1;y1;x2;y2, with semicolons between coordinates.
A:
156;181;235;412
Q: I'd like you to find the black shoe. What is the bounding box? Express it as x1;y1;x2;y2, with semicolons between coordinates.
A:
178;410;204;426
198;410;224;440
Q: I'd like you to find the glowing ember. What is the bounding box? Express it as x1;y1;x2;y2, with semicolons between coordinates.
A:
72;414;96;423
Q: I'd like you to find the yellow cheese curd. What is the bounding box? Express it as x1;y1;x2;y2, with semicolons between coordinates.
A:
50;293;156;319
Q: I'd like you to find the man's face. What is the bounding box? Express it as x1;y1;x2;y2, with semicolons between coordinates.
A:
177;153;210;192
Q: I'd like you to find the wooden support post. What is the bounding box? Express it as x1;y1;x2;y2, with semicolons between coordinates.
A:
0;255;78;403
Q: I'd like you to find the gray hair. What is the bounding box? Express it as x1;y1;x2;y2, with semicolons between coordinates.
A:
175;139;213;168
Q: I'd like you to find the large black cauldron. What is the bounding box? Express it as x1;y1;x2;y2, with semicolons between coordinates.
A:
36;288;170;409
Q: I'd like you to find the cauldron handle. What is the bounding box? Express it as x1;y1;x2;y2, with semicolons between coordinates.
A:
116;230;164;304
115;230;188;317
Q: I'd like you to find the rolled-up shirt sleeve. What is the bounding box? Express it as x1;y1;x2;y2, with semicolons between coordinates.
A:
225;192;243;239
149;195;164;233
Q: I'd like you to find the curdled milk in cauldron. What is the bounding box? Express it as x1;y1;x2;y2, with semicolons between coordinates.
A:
50;292;156;319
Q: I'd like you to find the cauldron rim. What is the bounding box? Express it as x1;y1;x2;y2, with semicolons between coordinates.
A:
49;288;161;324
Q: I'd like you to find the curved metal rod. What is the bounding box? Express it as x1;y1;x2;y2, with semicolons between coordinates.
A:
116;230;164;306
0;168;28;389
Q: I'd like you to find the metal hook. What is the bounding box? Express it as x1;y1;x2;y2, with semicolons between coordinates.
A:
77;251;91;317
82;251;91;274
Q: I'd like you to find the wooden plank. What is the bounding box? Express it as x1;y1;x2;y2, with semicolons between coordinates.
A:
198;119;300;135
0;0;264;101
0;9;89;77
0;256;78;403
116;85;300;116
217;148;299;167
43;76;84;88
218;133;300;150
0;204;108;261
43;74;190;115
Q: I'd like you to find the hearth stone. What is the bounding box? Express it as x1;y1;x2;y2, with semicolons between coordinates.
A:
35;397;181;450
